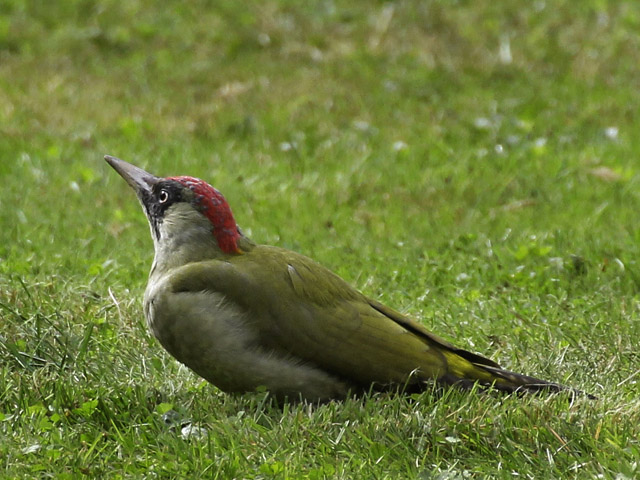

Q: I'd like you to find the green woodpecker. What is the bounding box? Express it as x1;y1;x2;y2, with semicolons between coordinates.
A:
105;155;589;401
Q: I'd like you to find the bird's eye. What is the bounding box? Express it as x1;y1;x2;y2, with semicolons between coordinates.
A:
158;189;170;204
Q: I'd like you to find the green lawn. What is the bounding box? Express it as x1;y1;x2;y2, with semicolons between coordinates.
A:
1;1;640;478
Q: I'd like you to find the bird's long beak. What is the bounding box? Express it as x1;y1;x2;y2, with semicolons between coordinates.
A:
104;155;160;195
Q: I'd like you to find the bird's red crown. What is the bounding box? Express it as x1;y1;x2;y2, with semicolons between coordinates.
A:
168;176;242;254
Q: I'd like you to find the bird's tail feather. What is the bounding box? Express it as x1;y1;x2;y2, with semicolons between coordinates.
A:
439;351;595;399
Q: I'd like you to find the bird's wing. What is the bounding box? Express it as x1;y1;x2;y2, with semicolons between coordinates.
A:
167;245;499;387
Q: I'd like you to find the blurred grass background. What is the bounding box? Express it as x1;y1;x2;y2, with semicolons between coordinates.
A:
1;1;640;478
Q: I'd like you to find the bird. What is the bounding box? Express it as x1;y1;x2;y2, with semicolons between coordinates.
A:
105;155;590;402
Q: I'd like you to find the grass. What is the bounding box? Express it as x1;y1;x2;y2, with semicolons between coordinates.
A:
1;0;640;477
